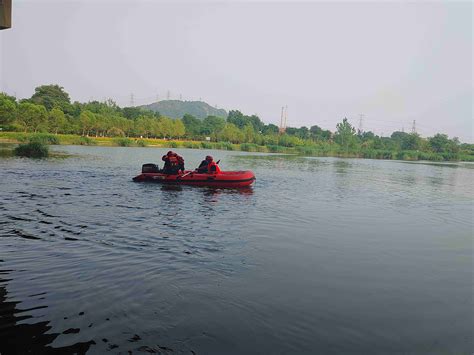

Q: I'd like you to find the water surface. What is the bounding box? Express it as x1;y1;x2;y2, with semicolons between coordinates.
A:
0;146;472;354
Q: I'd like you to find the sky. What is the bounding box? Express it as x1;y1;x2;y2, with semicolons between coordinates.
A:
0;0;472;141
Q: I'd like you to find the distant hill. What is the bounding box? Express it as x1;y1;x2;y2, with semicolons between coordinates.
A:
140;100;227;120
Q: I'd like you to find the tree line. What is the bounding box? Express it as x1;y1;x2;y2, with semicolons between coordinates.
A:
0;84;472;160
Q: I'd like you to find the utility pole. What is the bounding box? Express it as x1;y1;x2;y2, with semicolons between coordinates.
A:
411;120;416;134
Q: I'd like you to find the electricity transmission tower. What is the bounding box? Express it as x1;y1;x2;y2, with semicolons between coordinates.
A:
279;106;288;134
411;120;416;134
358;114;364;134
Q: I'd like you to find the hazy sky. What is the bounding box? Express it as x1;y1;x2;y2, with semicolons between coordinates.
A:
0;0;472;141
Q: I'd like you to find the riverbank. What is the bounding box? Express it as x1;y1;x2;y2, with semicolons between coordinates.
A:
1;131;473;162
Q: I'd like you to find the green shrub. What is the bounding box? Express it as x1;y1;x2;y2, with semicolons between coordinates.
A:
29;133;60;145
240;143;258;152
167;141;179;148
183;141;201;149
113;137;132;147
266;145;286;153
136;139;147;147
13;133;29;142
72;136;96;145
459;154;474;162
14;142;49;158
441;152;459;161
222;142;234;150
296;146;318;155
200;142;212;149
418;151;444;161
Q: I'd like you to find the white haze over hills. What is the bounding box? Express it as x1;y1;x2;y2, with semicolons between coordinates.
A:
0;1;472;142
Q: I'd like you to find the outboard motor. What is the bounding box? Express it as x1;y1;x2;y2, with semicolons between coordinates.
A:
142;163;160;173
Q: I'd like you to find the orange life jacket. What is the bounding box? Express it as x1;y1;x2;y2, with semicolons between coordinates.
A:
208;161;221;174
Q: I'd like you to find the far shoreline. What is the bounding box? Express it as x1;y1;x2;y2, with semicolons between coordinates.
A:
1;131;473;163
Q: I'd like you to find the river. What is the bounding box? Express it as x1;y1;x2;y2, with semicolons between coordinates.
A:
0;146;472;354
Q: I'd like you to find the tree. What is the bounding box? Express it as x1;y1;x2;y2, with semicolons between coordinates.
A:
31;84;72;112
48;107;67;134
173;119;186;138
202;115;226;135
401;133;421;150
158;117;174;138
390;131;421;150
242;123;255;143
295;126;310;139
263;123;279;135
248;115;264;132
227;110;247;129
0;94;17;125
428;133;450;153
182;114;202;137
79;110;95;136
334;118;356;150
17;102;47;132
310;125;332;141
219;123;244;143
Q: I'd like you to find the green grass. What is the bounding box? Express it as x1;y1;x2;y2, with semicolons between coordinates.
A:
71;136;97;145
113;137;133;147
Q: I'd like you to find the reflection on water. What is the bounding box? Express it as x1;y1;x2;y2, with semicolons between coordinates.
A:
0;274;95;354
0;147;472;354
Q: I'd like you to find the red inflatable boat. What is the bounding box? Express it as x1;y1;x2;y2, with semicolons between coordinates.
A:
133;164;255;188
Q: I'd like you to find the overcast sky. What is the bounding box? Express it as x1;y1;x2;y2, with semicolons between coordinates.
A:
0;0;472;141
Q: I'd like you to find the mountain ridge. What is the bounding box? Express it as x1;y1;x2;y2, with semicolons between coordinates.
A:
140;100;227;120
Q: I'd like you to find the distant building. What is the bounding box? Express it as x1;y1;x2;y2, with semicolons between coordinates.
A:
0;0;12;30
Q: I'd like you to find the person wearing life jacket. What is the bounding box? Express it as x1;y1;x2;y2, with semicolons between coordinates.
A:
162;151;184;174
196;155;221;174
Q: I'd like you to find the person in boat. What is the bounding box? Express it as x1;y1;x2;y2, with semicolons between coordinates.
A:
196;155;221;174
162;151;184;174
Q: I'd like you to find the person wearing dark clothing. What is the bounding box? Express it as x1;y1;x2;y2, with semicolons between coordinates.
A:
176;154;185;172
162;151;184;174
196;155;221;174
197;158;209;173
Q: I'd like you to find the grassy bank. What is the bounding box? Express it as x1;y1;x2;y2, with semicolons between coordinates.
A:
1;132;473;162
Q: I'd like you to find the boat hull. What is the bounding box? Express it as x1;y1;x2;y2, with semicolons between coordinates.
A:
133;170;256;188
